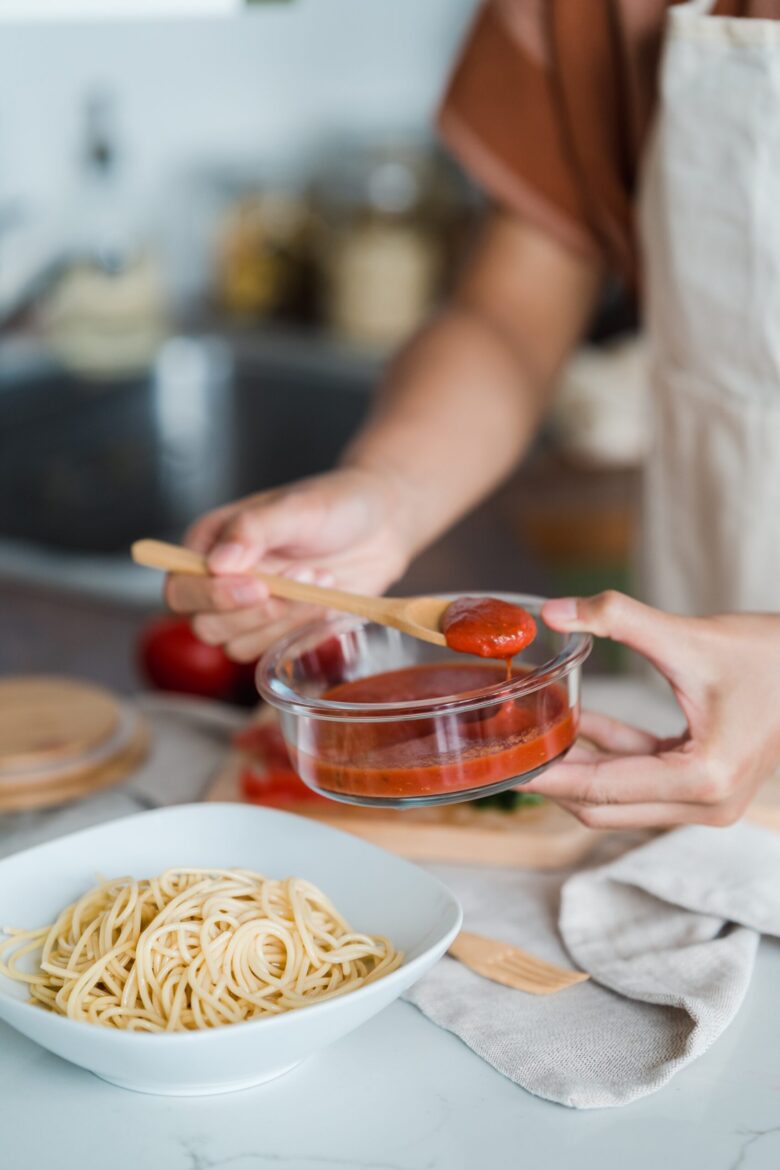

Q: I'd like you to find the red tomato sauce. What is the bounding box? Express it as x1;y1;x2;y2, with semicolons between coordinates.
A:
441;597;537;666
291;662;575;801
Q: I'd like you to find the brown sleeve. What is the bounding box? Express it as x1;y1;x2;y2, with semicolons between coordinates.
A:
437;0;643;281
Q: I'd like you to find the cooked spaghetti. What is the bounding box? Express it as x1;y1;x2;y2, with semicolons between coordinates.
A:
0;868;402;1032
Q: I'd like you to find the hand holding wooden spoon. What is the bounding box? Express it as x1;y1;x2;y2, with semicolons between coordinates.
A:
133;539;450;648
133;540;537;660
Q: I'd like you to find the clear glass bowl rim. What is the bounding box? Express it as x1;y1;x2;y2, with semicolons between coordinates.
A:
256;592;592;722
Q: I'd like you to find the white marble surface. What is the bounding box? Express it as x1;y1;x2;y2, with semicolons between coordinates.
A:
2;681;780;1170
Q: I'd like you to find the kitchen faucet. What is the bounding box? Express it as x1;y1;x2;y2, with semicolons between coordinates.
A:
0;89;132;335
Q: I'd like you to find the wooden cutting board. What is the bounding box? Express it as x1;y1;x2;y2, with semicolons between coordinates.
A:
207;751;603;870
207;742;780;870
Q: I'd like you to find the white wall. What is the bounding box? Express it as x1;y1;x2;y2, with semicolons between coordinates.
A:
0;0;240;19
0;0;479;303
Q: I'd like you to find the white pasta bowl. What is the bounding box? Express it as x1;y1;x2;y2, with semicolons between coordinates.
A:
0;803;461;1095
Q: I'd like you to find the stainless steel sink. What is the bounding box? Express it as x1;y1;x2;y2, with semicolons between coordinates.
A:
0;333;376;551
0;333;376;602
0;331;547;607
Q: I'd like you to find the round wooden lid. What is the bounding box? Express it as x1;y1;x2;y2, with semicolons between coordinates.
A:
0;676;121;771
0;711;150;813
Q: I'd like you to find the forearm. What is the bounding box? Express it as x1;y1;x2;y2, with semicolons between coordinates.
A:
343;304;547;556
343;213;601;558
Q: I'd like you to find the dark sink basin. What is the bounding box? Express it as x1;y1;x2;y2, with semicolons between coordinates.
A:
0;335;373;555
0;332;547;607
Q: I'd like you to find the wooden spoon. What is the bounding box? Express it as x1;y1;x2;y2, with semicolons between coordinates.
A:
131;539;447;648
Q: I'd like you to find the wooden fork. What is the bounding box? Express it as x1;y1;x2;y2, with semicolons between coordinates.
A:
448;930;589;995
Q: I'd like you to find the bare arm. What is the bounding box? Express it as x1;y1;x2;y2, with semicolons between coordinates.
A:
343;210;602;557
166;210;601;660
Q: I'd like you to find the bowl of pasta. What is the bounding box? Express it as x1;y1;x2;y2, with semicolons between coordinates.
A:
0;803;461;1095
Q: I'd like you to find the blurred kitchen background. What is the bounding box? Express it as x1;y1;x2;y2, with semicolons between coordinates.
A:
0;0;644;692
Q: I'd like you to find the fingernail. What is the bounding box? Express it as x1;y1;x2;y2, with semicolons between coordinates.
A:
284;566;315;584
209;542;251;573
543;597;579;625
315;571;336;588
230;581;266;606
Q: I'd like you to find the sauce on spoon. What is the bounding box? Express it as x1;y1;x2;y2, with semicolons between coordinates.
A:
442;596;537;678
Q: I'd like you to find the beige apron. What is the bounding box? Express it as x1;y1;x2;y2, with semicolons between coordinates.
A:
639;0;780;615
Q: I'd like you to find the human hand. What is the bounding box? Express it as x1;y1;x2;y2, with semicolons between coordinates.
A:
165;468;412;661
524;591;780;829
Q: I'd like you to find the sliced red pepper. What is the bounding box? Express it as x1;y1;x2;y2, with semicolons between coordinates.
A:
239;765;331;807
233;722;290;767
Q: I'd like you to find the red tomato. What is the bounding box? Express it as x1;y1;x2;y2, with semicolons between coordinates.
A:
137;616;255;702
230;659;262;707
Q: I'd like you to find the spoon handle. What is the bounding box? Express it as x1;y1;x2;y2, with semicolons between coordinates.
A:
131;539;389;622
132;540;207;576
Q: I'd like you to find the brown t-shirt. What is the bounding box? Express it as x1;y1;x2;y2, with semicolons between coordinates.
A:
438;0;780;284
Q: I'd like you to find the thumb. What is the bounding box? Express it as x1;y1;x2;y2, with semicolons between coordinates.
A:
542;590;693;676
207;496;307;575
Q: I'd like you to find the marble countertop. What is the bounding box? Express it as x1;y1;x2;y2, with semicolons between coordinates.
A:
2;680;780;1170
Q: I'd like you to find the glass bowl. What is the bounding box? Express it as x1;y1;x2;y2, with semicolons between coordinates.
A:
257;593;591;809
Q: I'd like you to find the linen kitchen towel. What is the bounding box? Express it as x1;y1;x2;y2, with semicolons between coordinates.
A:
408;823;780;1108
